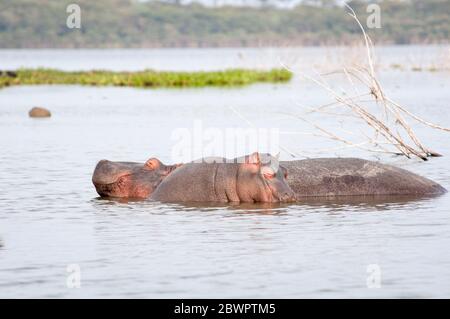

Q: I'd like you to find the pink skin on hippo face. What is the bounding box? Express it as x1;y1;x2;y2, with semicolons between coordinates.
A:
234;153;294;202
150;152;296;203
92;158;179;198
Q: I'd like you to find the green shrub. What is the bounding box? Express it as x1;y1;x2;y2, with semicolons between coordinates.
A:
0;68;292;88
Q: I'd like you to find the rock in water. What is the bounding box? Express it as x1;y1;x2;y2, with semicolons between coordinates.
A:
29;107;51;118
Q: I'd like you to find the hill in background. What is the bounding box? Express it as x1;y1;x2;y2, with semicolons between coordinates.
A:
0;0;449;48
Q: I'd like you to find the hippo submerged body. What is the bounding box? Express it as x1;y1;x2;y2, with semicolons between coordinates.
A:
151;153;295;203
92;157;446;201
282;158;446;198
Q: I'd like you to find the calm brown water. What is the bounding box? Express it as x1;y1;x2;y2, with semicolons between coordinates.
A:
0;47;449;298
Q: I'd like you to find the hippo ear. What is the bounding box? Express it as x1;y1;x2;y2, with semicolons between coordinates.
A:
145;158;161;170
245;152;261;166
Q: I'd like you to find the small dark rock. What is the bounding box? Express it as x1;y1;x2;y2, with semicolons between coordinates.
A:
29;107;51;118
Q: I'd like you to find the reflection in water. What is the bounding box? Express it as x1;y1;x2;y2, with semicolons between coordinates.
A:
93;196;148;205
293;195;437;211
91;193;438;215
151;201;291;215
91;197;291;215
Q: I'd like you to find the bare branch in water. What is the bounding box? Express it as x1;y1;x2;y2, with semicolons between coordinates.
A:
279;4;450;161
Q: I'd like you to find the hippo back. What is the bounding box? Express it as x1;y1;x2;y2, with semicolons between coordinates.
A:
280;158;447;197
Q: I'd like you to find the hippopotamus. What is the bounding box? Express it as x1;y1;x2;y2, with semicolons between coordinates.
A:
92;156;446;200
92;158;180;198
150;152;296;203
281;158;446;198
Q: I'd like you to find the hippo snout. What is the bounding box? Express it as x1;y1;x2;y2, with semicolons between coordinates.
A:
92;158;180;199
279;190;296;202
92;160;124;185
268;178;296;203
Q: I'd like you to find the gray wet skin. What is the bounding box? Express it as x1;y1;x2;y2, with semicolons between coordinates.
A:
150;153;296;203
92;157;446;200
281;158;447;198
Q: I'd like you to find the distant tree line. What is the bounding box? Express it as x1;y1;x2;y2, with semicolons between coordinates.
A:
0;0;448;48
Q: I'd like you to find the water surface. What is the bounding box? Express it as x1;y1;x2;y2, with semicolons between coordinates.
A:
0;47;449;298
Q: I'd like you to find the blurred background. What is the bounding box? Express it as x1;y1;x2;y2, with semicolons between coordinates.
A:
0;0;448;48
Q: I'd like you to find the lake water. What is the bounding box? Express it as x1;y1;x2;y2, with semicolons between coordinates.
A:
0;46;450;298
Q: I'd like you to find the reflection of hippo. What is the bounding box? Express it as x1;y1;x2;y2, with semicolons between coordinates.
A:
151;153;295;203
92;158;179;198
281;158;446;198
92;157;446;200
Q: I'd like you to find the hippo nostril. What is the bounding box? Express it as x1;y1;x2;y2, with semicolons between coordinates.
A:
282;192;295;202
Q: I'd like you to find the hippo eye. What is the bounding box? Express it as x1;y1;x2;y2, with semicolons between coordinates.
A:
263;171;275;179
265;173;276;179
261;166;276;179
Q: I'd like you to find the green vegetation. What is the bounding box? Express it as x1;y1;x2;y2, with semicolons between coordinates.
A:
0;0;449;48
0;68;292;88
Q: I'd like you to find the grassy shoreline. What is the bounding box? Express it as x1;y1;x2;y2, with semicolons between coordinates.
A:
0;68;292;89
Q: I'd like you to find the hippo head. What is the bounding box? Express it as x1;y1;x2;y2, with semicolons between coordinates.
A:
92;158;179;198
237;152;296;202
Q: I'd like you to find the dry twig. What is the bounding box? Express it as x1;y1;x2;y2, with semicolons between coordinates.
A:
280;4;450;161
